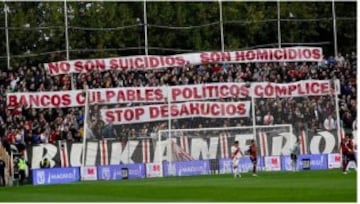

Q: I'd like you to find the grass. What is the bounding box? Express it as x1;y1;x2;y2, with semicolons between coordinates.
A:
0;169;356;202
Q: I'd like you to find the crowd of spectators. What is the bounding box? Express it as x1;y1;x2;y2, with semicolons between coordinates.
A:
0;52;357;150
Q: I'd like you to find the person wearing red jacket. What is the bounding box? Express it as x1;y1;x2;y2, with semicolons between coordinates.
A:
248;140;258;176
340;135;351;174
345;134;357;172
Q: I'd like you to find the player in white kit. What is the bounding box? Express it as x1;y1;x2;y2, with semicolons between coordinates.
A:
231;140;243;178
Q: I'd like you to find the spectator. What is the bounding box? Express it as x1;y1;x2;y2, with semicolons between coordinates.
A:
263;112;274;125
323;115;336;130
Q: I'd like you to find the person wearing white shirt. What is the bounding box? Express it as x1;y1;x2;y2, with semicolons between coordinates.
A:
231;141;243;178
323;115;336;130
263;112;274;125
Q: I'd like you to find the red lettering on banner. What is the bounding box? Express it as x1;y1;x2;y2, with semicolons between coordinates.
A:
160;105;169;117
256;49;269;60
105;111;115;123
254;85;263;97
110;108;145;123
40;95;50;106
335;155;341;162
246;51;255;60
288;49;297;60
237;103;246;115
135;108;145;120
303;49;311;59
134;58;144;69
235;51;245;61
149;57;159;68
74;60;105;72
264;84;274;96
274;86;287;96
7;95;18;108
175;57;186;65
76;92;85;105
271;158;278;165
171;88;181;101
154;88;164;101
19;96;28;107
153;164;160;171
29;95;40;107
106;90;116;102
110;59;118;69
321;82;330;94
312;49;321;59
87;168;94;175
119;59;129;70
189;103;199;115
298;84;306;95
47;62;70;75
149;107;160;119
165;57;175;66
211;103;220;116
274;50;282;60
200;53;209;63
311;82;320;94
219;85;229;97
180;103;190;116
288;85;297;95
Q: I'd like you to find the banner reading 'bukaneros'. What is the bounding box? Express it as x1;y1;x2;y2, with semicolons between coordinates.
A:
44;47;323;75
6;80;338;109
100;101;251;125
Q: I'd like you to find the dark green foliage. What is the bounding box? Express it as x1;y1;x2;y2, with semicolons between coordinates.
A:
0;1;356;68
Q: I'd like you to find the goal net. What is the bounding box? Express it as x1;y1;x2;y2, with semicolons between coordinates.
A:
157;124;293;176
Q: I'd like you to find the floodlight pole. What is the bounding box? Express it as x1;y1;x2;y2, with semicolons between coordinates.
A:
219;0;224;52
4;3;10;70
277;0;281;48
332;0;338;56
144;0;148;55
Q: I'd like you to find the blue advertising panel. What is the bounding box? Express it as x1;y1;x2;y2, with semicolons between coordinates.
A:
32;167;80;185
97;163;145;180
219;157;264;174
162;160;210;176
281;154;328;171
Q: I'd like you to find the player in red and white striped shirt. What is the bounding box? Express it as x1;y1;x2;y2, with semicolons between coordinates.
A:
231;141;243;178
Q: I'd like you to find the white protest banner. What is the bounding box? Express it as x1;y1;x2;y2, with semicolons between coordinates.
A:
100;101;251;125
7;80;337;109
6;90;84;109
45;47;323;75
251;80;339;98
6;83;250;109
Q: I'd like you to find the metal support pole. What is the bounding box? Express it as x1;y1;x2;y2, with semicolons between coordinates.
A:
167;86;173;175
64;0;74;90
144;0;148;55
81;88;89;175
332;0;338;56
4;3;10;70
219;0;224;52
277;0;281;48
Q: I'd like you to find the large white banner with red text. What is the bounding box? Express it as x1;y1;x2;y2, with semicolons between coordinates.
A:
6;80;339;109
44;47;323;75
100;101;251;125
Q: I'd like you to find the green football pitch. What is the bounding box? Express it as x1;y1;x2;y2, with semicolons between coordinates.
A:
0;169;356;202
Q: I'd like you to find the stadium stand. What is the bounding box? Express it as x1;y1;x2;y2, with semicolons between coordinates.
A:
0;52;357;149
